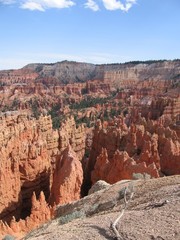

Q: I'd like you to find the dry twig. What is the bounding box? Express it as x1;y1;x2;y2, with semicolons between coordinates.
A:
110;185;134;240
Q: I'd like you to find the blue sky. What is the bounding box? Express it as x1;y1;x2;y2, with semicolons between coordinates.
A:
0;0;180;69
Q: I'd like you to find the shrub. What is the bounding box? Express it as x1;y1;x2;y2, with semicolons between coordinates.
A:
2;235;15;240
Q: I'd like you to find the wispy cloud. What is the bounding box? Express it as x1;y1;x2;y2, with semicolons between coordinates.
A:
20;0;75;11
84;0;99;11
21;2;45;11
102;0;137;12
0;0;137;12
0;0;75;10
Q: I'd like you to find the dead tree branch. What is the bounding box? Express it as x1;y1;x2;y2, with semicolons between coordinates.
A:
110;184;134;240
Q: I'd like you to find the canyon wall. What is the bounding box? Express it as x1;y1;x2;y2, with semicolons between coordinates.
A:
104;60;180;89
0;113;85;224
1;60;179;86
0;191;54;238
86;115;180;186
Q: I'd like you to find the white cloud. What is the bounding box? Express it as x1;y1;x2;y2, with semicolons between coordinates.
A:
102;0;136;11
0;0;137;12
21;2;45;11
20;0;75;11
84;0;99;11
0;0;75;11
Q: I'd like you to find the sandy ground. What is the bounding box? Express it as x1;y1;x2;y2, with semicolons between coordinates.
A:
25;175;180;240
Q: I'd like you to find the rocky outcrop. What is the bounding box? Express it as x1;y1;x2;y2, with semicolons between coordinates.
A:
163;96;180;119
24;61;98;84
0;80;113;115
160;138;180;175
91;149;159;184
141;96;180;120
0;69;38;84
0;191;54;239
104;60;180;89
86;80;112;94
86;115;179;187
88;180;110;195
59;116;86;160
50;146;83;205
124;124;161;169
0;113;85;224
0;113;52;222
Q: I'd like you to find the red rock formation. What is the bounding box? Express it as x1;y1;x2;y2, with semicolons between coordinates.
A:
59;116;86;161
0;191;54;239
0;113;85;223
160;138;180;175
0;75;113;115
86;115;179;186
0;69;39;84
104;60;179;92
50;146;83;205
0;112;86;238
86;80;111;94
0;114;53;222
91;148;159;184
138;133;160;168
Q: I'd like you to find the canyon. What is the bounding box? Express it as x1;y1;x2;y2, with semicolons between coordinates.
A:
0;60;179;239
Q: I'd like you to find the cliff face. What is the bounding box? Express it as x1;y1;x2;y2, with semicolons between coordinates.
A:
0;113;51;222
0;113;85;224
59;116;85;160
0;191;54;238
0;69;38;84
86;115;180;186
139;96;180;120
18;59;180;85
23;61;98;84
104;60;180;88
91;148;159;184
50;146;83;205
